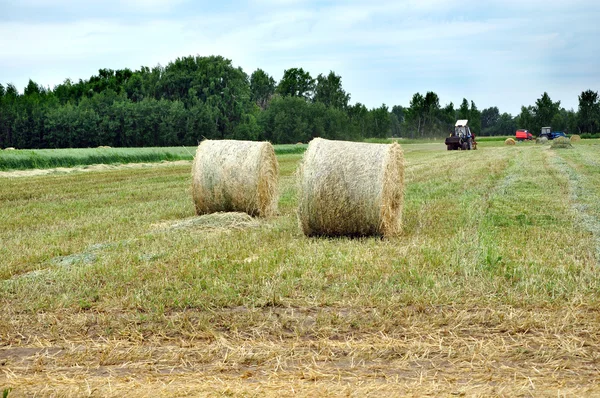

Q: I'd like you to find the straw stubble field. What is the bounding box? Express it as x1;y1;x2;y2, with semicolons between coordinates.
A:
1;140;600;396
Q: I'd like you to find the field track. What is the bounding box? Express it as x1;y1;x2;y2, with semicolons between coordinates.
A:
1;141;600;396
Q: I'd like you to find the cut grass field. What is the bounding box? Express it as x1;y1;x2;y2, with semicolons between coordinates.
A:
0;138;561;172
1;139;600;396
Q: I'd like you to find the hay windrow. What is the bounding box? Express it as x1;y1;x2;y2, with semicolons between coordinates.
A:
155;212;261;232
191;140;279;217
551;136;573;149
505;138;516;145
297;138;404;238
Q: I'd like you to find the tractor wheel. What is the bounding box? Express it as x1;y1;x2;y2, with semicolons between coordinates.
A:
467;140;473;150
447;145;452;151
461;142;468;151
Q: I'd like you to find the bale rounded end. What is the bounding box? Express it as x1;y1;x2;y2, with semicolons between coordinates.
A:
505;138;516;145
379;142;404;237
256;143;279;217
570;134;581;142
192;140;279;217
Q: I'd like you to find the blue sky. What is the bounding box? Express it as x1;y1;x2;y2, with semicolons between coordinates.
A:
1;0;599;114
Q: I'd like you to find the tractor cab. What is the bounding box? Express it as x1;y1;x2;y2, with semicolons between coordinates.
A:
445;120;476;150
454;120;472;139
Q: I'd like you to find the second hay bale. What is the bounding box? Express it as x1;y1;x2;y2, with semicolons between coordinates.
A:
505;138;516;146
191;140;279;217
570;134;581;142
297;138;404;237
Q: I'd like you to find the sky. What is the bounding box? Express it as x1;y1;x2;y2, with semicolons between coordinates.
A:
1;0;599;114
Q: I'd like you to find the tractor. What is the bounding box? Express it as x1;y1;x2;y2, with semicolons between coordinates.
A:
539;126;566;140
445;120;476;150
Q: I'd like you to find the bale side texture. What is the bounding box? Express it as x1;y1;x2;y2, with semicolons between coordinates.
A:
505;138;516;145
192;140;279;217
570;134;581;142
297;138;404;237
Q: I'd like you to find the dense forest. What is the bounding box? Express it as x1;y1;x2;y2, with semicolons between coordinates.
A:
0;55;599;149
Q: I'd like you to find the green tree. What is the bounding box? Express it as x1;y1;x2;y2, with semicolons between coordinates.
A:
370;104;391;138
495;113;517;136
405;93;425;138
577;90;599;133
440;102;456;134
260;96;311;143
250;69;275;110
313;71;350;109
517;106;535;132
457;98;470;120
391;105;404;124
348;102;370;138
534;92;560;133
422;91;441;136
276;68;315;100
184;101;219;144
469;101;481;135
481;107;500;134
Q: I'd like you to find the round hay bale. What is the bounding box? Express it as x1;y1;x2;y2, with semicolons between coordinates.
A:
570;134;581;142
551;136;573;149
536;136;548;145
505;138;516;146
191;140;279;217
4;147;16;150
297;138;404;238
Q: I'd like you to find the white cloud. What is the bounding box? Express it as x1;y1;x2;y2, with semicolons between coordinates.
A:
1;0;598;113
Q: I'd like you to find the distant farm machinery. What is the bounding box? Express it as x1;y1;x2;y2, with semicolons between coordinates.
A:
445;120;477;150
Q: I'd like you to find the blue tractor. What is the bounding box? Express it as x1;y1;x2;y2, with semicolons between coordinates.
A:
539;126;566;140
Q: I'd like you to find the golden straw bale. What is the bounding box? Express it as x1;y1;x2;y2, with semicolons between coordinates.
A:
570;135;581;142
505;138;516;145
297;138;404;238
191;140;279;217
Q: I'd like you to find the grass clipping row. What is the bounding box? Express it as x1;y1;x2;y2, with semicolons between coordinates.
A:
192;140;279;217
297;138;404;238
551;136;573;149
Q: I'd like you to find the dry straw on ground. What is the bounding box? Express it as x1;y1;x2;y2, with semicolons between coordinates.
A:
297;138;404;237
536;136;549;144
505;138;516;145
570;134;581;142
192;140;279;217
155;212;261;232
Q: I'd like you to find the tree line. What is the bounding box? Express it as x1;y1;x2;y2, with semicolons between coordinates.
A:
1;55;599;149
